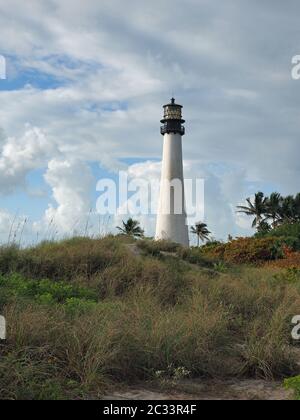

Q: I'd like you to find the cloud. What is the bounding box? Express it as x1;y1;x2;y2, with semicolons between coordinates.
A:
41;158;94;235
0;0;299;240
0;126;56;193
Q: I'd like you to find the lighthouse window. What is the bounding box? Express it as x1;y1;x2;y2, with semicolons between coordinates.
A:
165;107;181;119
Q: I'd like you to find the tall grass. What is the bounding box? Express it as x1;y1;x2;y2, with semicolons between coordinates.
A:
0;236;300;399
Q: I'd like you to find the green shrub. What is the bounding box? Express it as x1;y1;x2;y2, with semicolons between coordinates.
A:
284;376;300;400
0;273;97;305
213;261;228;273
200;240;223;250
137;239;181;256
64;298;97;315
256;222;300;251
177;247;216;268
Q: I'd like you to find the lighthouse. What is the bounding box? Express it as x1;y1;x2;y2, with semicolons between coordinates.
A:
155;98;189;246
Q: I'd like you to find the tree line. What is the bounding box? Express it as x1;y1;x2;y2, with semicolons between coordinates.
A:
116;191;300;245
237;192;300;231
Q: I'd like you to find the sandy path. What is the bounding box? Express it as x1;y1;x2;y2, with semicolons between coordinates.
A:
102;379;293;400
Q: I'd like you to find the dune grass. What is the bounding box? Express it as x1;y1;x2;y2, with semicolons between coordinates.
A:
0;236;299;399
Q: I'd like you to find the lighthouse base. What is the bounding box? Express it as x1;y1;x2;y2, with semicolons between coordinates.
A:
155;214;189;247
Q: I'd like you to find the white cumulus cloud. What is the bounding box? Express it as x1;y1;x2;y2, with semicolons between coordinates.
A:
41;158;94;235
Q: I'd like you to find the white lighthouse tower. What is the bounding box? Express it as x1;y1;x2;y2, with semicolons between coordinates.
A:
155;98;189;246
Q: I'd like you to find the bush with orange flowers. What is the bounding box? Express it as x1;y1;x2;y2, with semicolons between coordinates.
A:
201;237;285;264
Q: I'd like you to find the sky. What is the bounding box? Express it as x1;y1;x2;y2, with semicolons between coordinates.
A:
0;0;300;245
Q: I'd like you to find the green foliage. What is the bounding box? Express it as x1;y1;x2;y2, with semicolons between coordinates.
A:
256;222;300;251
137;239;181;256
237;192;300;231
284;376;300;400
201;240;223;250
64;298;98;315
177;246;216;268
213;261;228;273
237;192;268;229
190;222;211;245
257;220;271;234
269;240;285;260
116;218;144;238
0;273;97;309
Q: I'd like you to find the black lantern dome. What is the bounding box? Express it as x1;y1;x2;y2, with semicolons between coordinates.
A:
160;98;185;136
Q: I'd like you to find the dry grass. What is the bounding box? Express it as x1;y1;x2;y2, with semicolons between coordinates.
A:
0;236;300;399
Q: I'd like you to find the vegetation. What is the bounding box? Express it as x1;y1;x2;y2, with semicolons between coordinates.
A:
190;222;211;246
0;235;300;399
237;192;268;229
200;237;290;264
284;376;300;400
116;218;144;238
137;239;180;256
237;192;300;231
256;222;300;248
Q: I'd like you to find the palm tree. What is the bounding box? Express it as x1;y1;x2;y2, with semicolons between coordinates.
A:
116;218;144;238
278;195;296;224
265;192;282;227
257;220;271;234
190;222;211;246
236;192;268;229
